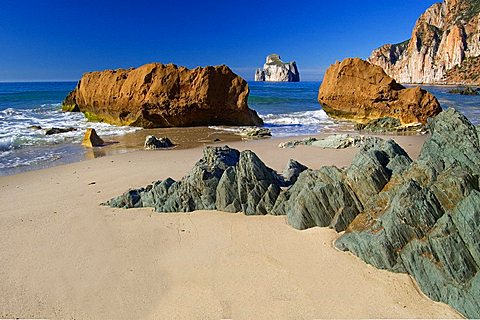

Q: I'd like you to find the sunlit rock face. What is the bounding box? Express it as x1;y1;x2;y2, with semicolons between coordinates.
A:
368;0;480;85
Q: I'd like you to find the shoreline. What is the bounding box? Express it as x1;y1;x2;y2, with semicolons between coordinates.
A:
1;123;428;177
0;133;461;319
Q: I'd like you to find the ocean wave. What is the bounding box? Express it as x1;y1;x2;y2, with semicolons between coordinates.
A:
261;109;331;125
0;104;140;152
210;109;353;137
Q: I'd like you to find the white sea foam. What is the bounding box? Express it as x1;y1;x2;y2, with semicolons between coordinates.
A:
0;104;140;173
210;109;353;137
0;105;139;152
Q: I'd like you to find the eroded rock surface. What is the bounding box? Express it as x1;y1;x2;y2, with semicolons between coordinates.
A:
336;108;480;318
106;146;281;215
318;58;441;124
63;63;263;128
369;0;480;85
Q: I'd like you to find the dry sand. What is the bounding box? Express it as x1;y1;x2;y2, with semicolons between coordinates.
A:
0;135;462;319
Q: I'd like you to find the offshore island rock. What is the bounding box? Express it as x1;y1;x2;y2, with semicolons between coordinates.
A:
62;63;263;128
255;54;300;82
318;58;441;124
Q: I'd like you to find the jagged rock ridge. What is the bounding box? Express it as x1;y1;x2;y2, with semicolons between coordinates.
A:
369;0;480;84
336;108;480;318
255;54;300;82
106;108;480;317
62;63;263;128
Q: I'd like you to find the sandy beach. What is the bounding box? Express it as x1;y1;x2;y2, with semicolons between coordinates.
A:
0;135;461;319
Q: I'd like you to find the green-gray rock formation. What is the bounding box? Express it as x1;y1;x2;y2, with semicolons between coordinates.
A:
272;138;411;231
105;108;480;317
336;108;480;318
106;145;282;215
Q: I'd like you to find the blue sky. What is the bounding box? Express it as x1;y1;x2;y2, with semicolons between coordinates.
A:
0;0;438;82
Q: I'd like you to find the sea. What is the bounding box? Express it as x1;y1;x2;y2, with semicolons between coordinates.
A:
0;81;479;176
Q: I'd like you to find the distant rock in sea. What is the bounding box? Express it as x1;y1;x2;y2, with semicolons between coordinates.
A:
368;0;480;85
62;63;263;128
318;58;441;125
254;54;300;82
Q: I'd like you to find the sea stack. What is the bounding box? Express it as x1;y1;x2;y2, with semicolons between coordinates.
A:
62;63;263;128
318;58;441;124
368;0;480;85
254;54;300;82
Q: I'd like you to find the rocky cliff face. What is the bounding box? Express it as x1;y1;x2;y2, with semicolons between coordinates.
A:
254;54;300;82
63;63;263;128
318;58;441;124
369;0;480;84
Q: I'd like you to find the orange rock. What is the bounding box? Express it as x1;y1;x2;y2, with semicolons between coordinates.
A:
318;58;441;124
63;63;263;128
82;128;104;147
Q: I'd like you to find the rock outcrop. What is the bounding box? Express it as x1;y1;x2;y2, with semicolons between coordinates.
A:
62;63;263;128
106;146;282;214
82;128;104;147
237;127;272;138
254;54;300;82
368;0;480;84
105;108;480;317
144;136;174;150
318;58;442;124
336;108;480;318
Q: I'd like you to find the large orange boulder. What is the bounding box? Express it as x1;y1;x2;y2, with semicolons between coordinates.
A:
318;58;442;124
62;63;263;128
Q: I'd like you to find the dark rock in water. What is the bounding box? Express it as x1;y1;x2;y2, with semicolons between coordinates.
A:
448;86;479;95
45;127;77;135
144;135;174;150
28;125;42;130
336;108;480;318
106;145;282;215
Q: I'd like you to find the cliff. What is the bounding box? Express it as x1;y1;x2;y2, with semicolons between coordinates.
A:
254;54;300;82
368;0;480;84
318;58;441;124
63;63;263;128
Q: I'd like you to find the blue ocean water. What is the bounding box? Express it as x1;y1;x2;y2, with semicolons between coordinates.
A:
0;81;479;175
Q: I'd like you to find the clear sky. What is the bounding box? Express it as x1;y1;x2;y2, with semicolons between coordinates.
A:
0;0;438;82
